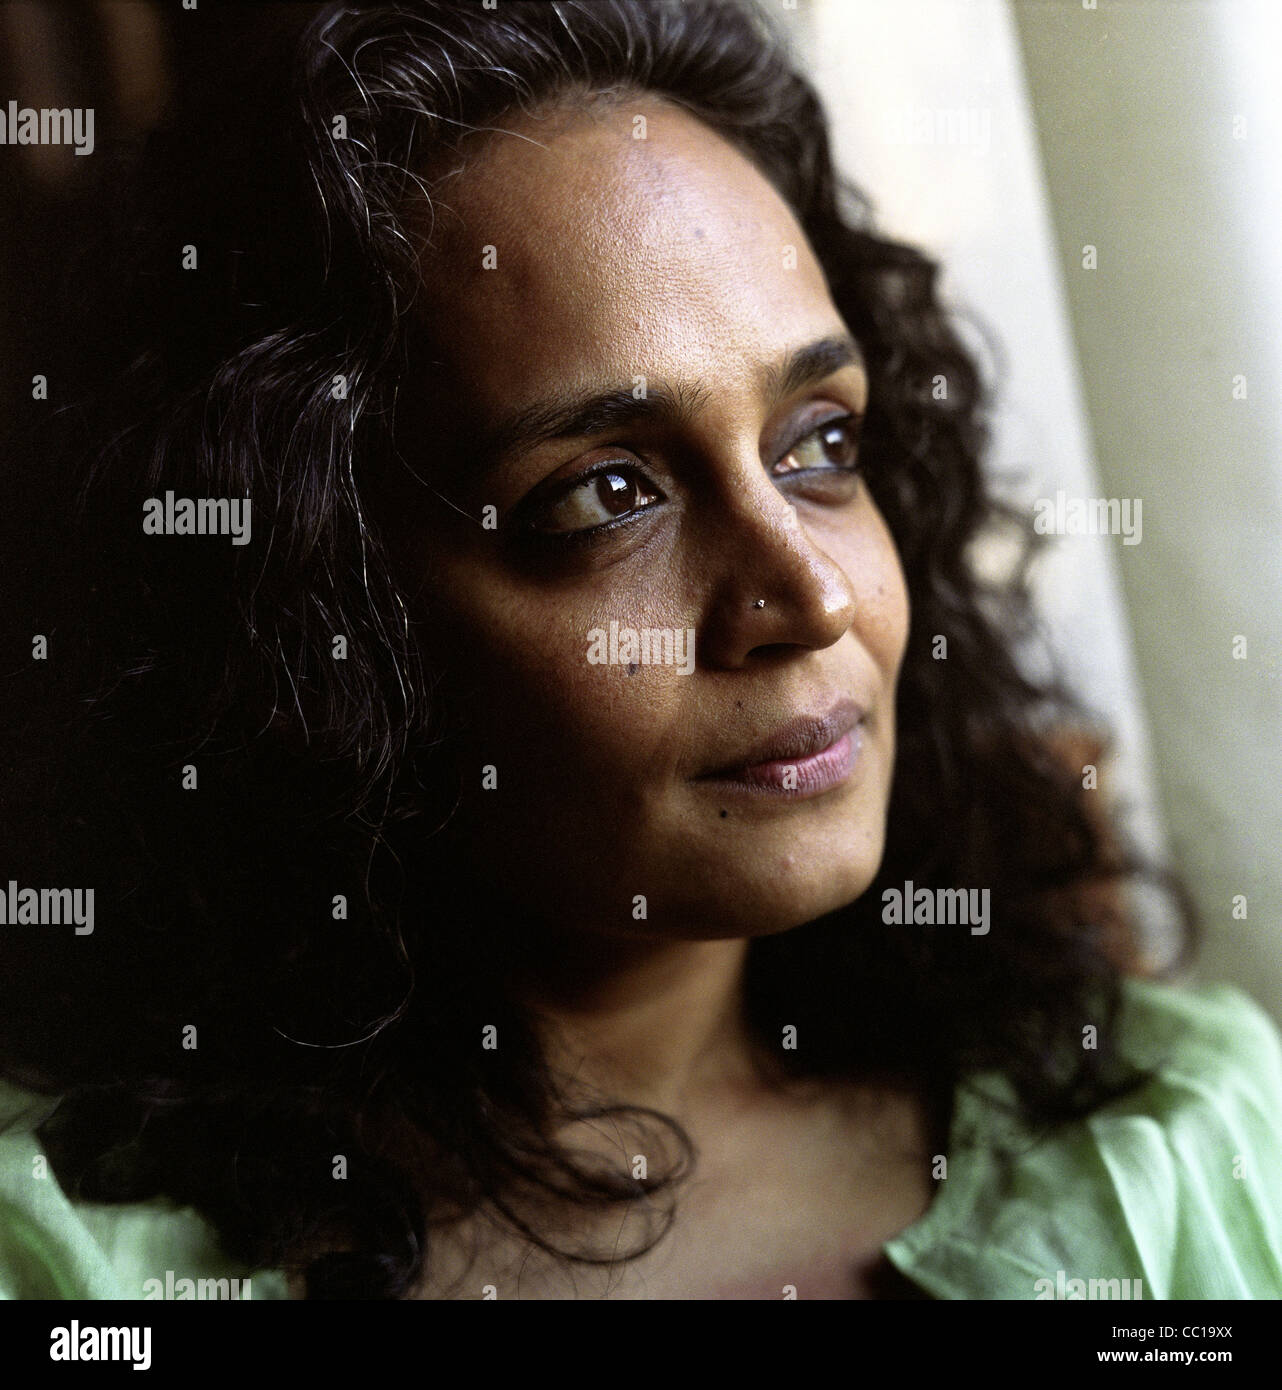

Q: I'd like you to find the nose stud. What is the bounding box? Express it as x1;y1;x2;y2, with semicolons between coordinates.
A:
753;599;766;609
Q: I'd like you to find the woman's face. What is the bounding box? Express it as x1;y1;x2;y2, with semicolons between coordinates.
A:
384;95;909;944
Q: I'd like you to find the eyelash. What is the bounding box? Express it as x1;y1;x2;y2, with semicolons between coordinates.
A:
514;412;864;546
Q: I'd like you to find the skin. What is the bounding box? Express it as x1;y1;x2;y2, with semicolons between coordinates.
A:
373;93;932;1298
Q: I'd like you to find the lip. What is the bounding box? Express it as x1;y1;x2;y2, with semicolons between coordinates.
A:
694;699;865;798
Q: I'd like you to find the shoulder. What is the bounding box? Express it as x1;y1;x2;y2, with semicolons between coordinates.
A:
1114;975;1282;1093
885;978;1282;1299
0;1083;288;1300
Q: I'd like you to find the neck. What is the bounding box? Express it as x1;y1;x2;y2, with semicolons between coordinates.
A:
514;931;763;1116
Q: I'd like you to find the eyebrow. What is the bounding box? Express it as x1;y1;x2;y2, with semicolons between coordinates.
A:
469;332;865;476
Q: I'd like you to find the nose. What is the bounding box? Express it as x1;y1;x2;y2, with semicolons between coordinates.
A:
696;467;859;670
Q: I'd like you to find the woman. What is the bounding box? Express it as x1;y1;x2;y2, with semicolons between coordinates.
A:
1;0;1279;1301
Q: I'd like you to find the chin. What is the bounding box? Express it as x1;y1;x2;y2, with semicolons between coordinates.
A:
650;851;885;941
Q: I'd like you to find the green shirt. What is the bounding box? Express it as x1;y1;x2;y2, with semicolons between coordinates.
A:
2;977;1279;1299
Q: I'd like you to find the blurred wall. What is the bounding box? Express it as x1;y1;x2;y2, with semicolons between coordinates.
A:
1013;0;1282;1023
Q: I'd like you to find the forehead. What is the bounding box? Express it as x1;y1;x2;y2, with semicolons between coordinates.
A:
410;96;842;415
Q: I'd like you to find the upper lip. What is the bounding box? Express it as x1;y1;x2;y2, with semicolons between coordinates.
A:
696;698;864;777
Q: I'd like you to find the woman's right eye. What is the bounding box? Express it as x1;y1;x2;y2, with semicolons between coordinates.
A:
524;464;663;536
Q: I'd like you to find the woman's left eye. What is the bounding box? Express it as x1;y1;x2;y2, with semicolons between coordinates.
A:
772;414;862;477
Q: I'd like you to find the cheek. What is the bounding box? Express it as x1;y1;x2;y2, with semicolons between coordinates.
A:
422;561;675;792
827;504;911;678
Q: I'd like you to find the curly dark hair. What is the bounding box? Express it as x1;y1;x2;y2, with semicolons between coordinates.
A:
0;0;1193;1299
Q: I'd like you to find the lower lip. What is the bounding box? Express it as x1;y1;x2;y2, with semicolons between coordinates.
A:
698;726;862;799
